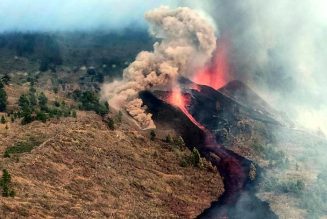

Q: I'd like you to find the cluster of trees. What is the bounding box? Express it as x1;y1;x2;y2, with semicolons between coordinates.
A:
180;147;205;168
252;142;289;168
71;90;109;116
79;67;105;84
15;83;75;125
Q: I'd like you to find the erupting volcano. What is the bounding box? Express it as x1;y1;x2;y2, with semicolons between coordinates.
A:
141;78;279;219
192;36;230;90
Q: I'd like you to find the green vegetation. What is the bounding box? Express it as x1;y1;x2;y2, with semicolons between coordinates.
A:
115;111;123;123
106;117;115;130
4;136;44;158
180;148;204;168
1;115;6;124
1;74;10;85
71;90;109;116
165;134;185;148
262;173;327;218
0;82;7;112
150;130;156;141
71;110;77;118
263;177;305;195
0;169;15;197
252;142;288;167
17;82;74;124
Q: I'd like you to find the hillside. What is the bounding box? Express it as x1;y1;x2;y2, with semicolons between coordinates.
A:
0;109;223;218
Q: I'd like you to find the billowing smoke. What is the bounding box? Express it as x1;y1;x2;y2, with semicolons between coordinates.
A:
180;0;327;135
101;6;216;129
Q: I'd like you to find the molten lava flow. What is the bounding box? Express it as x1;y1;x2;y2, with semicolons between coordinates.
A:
192;37;229;89
167;87;205;130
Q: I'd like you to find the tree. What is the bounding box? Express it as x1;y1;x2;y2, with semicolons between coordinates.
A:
165;134;173;143
38;92;48;111
0;82;7;112
71;110;77;118
18;94;31;112
175;136;185;147
1;74;10;85
0;169;14;197
36;111;47;123
150;130;156;141
3;150;10;158
0;115;5;124
28;84;37;107
116;111;123;123
19;94;33;125
107;118;115;130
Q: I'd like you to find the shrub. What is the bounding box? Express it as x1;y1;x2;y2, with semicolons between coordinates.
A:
4;136;43;157
174;136;185;147
150;130;156;141
106;118;115;130
165;134;173;144
116;111;123;123
71;110;77;118
36;111;47;123
3;150;10;158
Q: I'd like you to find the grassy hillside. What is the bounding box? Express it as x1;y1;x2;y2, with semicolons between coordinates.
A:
0;88;223;218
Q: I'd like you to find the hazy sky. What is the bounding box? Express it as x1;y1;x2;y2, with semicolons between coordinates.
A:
0;0;178;32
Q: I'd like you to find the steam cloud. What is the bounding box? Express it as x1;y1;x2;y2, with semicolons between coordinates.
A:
101;6;216;129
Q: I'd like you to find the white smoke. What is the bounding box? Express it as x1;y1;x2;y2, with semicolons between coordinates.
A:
101;6;216;129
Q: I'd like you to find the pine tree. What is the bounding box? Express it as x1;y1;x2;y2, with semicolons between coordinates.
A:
1;115;6;124
38;92;48;111
0;82;7;112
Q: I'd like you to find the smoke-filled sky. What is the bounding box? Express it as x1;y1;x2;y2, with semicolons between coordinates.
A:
1;0;327;133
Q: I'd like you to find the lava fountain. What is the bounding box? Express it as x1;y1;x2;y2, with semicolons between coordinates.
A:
167;86;205;130
192;36;230;89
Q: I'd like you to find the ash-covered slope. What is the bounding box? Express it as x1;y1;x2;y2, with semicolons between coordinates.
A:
145;78;285;145
218;80;292;127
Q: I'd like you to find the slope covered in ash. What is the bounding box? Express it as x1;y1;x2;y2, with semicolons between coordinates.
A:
218;80;292;127
149;78;284;146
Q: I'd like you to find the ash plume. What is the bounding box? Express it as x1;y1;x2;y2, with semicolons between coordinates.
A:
101;6;216;129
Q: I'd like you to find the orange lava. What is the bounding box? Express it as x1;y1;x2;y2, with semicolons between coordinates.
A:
167;87;205;130
192;37;229;89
